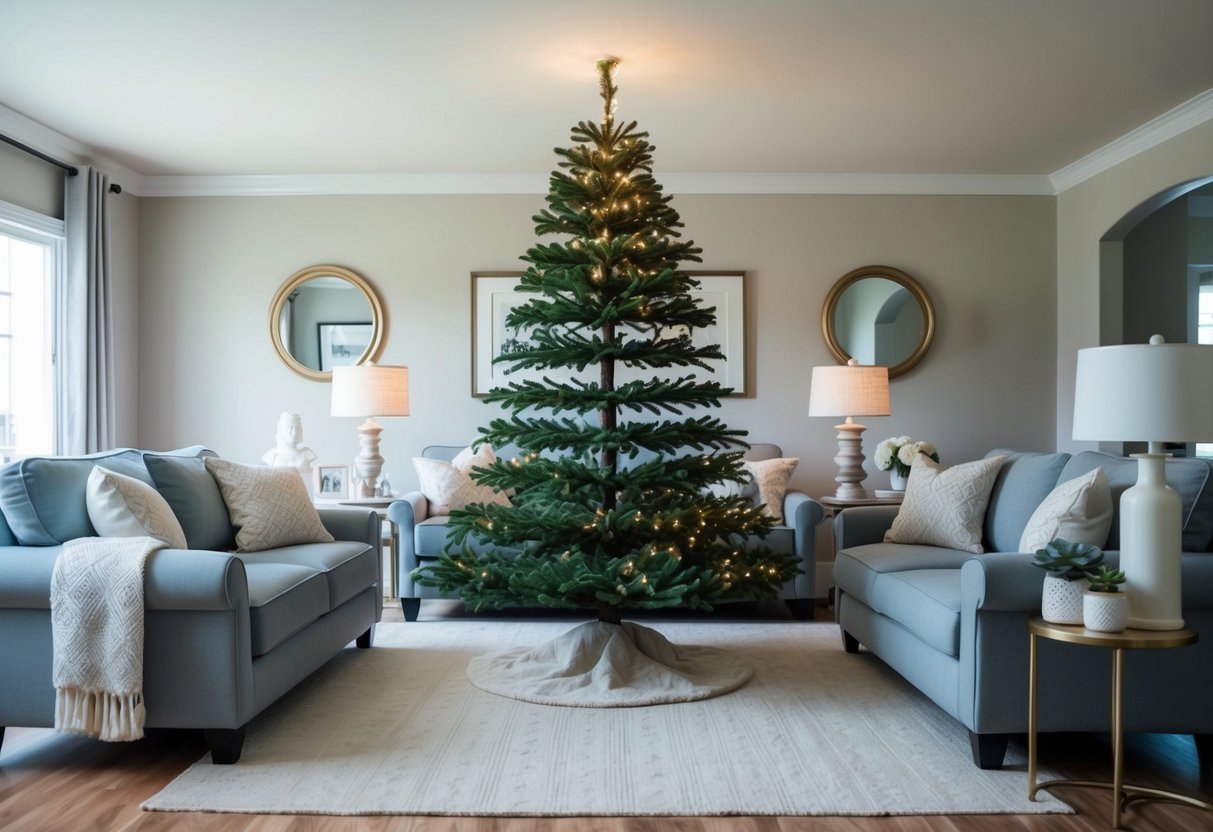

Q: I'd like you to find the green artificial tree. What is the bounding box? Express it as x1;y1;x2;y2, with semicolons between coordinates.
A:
417;60;799;676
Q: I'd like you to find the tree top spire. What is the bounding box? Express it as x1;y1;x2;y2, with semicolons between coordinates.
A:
596;58;619;126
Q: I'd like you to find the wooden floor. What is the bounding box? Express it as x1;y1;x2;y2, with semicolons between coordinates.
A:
3;602;1212;832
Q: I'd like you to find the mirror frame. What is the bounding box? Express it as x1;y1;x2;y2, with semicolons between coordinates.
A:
268;264;385;382
822;265;935;378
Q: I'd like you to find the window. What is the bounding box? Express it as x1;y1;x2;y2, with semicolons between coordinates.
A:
0;201;62;463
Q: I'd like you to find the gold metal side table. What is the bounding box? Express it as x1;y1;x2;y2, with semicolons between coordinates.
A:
1027;616;1210;828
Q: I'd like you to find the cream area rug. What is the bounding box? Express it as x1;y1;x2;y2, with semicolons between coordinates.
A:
144;621;1072;817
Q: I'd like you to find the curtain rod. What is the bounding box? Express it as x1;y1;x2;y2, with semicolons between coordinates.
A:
0;133;123;194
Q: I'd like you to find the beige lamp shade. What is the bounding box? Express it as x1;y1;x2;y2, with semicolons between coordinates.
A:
808;361;890;418
331;364;410;418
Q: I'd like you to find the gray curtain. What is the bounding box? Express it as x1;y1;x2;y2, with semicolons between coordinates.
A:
56;166;116;454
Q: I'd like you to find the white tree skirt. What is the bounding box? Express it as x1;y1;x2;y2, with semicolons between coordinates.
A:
466;620;753;706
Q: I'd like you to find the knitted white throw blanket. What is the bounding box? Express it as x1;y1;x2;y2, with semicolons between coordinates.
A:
50;535;163;741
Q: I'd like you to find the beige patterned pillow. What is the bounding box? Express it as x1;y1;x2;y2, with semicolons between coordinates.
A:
884;455;1005;553
743;457;799;524
413;444;511;516
85;465;188;549
1018;466;1113;553
204;458;334;553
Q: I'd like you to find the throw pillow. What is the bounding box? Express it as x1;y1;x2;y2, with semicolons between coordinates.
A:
413;444;511;516
742;457;799;524
884;455;1006;553
203;458;334;553
85;465;188;549
1018;466;1113;553
143;453;236;550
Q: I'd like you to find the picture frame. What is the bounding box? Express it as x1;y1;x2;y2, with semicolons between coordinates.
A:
314;464;349;500
471;270;746;396
317;322;373;372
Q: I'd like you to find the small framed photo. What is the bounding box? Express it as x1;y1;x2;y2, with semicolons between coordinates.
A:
315;464;349;499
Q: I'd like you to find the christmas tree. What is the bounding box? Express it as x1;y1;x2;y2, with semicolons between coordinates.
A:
417;59;798;642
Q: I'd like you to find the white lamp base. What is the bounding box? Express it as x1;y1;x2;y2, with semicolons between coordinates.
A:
1120;453;1184;630
831;417;869;500
351;417;385;499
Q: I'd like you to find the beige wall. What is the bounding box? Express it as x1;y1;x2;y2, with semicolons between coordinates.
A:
137;192;1056;498
1056;120;1213;451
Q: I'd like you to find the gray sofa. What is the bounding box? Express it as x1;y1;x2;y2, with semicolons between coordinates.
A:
389;443;825;621
0;447;382;764
834;449;1213;769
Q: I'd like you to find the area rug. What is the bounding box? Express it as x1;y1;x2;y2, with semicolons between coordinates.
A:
143;620;1072;817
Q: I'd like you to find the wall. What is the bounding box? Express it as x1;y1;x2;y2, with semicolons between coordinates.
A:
1056;119;1213;451
0;143;62;218
1122;196;1188;345
137;192;1057;499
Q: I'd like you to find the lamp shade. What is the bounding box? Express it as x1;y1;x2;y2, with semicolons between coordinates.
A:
1072;337;1213;442
808;361;890;418
331;364;410;417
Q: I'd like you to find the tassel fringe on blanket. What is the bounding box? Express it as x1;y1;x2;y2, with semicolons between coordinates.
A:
50;535;164;742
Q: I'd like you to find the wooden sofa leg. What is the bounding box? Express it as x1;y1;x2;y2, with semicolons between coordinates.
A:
786;599;814;621
356;626;374;648
841;629;860;653
204;726;247;765
401;598;421;622
969;731;1009;769
1195;734;1213;770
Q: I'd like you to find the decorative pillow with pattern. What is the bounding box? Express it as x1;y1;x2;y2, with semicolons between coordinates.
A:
742;457;799;524
203;458;334;553
884;455;1006;553
413;444;511;516
1018;466;1113;553
85;465;188;549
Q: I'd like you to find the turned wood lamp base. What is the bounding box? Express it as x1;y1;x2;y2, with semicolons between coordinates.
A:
831;417;870;500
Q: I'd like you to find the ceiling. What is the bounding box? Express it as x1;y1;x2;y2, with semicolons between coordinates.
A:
2;0;1212;184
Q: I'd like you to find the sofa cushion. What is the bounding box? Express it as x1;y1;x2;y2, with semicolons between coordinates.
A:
144;454;236;551
1018;467;1113;553
205;458;335;553
412;444;510;516
242;562;329;656
885;456;1004;553
1059;451;1213;551
982;450;1071;552
241;541;377;610
85;465;188;549
834;543;974;604
869;569;962;657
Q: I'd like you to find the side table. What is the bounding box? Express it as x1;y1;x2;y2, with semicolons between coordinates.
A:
315;499;399;600
1027;616;1210;828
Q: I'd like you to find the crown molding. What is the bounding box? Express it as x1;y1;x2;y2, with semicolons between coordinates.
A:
0;103;143;192
1050;88;1213;194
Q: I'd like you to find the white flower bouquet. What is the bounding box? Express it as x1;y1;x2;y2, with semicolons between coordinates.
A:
874;435;940;478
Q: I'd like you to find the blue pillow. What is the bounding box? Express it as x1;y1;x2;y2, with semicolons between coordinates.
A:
143;453;236;551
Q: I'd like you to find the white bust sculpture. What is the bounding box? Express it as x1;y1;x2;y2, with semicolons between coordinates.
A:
262;412;317;493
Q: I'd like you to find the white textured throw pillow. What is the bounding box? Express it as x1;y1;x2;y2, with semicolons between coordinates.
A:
1018;467;1113;553
203;458;334;553
884;455;1005;553
742;457;799;524
413;444;511;516
85;465;188;549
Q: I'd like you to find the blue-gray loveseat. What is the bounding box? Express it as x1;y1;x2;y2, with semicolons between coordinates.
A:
0;447;382;764
834;449;1213;769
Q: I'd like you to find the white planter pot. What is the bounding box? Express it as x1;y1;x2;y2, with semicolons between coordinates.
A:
889;470;908;492
1041;574;1088;624
1083;591;1129;633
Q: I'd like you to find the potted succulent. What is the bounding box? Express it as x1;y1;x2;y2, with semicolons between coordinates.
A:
1031;538;1105;624
1083;564;1128;632
874;436;939;491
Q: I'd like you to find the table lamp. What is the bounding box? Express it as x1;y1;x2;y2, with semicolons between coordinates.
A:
808;359;890;500
331;363;410;499
1072;335;1213;630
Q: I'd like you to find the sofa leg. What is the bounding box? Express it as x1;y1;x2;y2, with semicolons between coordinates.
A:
969;731;1009;770
204;726;247;765
786;599;815;621
0;726;5;754
1195;734;1213;770
401;598;421;622
841;629;860;653
356;625;374;648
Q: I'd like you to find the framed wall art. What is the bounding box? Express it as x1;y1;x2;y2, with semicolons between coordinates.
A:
317;322;373;373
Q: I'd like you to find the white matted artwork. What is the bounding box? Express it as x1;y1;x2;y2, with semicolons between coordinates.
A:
317;322;372;372
471;270;746;397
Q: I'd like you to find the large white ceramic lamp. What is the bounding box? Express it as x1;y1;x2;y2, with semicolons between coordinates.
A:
1072;336;1213;630
808;359;891;499
331;363;410;499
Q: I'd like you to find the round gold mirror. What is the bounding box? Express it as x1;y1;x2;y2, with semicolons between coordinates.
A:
269;264;385;381
822;265;935;378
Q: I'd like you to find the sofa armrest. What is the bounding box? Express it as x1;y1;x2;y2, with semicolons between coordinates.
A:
145;548;250;611
316;508;381;551
834;505;900;550
387;492;428;561
960;553;1046;612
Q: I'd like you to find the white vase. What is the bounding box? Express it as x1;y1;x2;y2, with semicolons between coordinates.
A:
1041;574;1088;624
1083;591;1129;633
889;470;908;491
